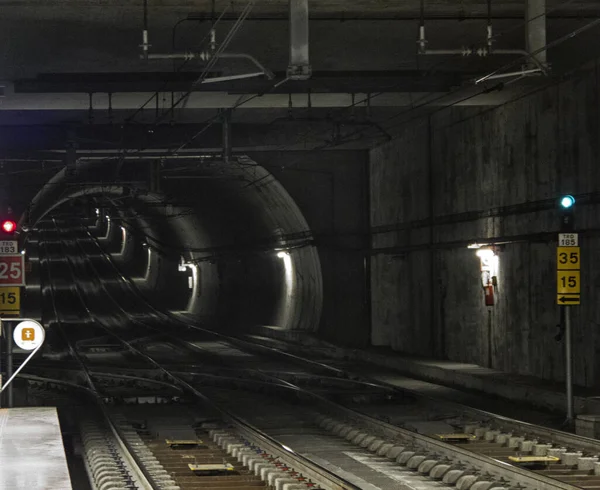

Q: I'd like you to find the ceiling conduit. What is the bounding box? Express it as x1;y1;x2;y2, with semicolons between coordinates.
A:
418;0;548;79
139;1;274;82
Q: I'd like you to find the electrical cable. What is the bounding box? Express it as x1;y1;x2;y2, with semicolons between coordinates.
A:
143;0;593;162
21;0;600;244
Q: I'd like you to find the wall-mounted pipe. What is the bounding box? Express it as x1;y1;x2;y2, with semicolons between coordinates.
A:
145;51;274;80
422;48;472;56
288;0;311;80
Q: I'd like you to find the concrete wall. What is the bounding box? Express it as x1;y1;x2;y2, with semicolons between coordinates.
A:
370;60;600;387
254;151;371;347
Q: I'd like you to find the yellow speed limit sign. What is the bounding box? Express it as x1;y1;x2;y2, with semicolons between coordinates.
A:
557;247;580;270
557;271;580;294
0;287;20;315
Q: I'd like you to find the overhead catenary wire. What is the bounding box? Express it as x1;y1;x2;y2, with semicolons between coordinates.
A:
95;0;574;161
22;0;600;244
60;0;580;169
158;0;592;162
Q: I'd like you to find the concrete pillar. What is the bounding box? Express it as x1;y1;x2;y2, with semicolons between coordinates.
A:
526;0;547;66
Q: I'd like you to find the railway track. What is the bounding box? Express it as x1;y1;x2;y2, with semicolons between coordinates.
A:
37;220;360;490
30;217;600;489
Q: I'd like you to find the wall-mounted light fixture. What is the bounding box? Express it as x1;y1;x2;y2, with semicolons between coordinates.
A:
179;257;198;291
475;247;499;306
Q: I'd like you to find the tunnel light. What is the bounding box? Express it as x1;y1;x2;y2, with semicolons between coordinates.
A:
95;208;100;216
467;243;483;249
105;215;111;222
476;248;495;260
560;195;575;209
179;256;196;272
277;251;289;258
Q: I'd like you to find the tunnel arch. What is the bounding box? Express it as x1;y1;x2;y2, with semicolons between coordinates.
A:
24;156;323;333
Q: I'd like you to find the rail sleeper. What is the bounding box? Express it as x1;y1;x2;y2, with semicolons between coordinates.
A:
456;474;479;489
577;456;598;470
406;454;428;469
532;443;553;456
429;462;452;479
560;451;583;465
396;450;417;465
417;458;439;474
442;468;467;484
508;436;525;448
377;442;394;456
385;445;406;459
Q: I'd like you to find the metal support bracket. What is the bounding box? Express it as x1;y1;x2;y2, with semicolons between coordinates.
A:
287;0;311;80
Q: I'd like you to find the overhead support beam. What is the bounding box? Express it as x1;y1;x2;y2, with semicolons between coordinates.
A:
13;71;466;94
526;0;547;67
0;122;389;153
0;83;549;111
287;0;311;80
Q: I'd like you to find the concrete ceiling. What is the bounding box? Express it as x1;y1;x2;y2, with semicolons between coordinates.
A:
0;0;599;156
3;1;600;17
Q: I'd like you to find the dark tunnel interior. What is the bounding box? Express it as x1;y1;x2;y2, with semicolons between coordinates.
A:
8;1;600;488
23;156;323;354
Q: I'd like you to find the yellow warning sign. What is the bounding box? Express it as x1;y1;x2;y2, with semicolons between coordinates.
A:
0;286;20;315
557;247;580;271
557;294;580;305
557;271;580;294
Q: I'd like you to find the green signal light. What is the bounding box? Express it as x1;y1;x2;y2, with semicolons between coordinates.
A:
560;195;575;209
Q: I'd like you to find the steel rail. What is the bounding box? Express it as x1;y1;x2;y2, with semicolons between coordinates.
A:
72;219;594;488
40;225;163;490
241;334;600;455
44;219;364;490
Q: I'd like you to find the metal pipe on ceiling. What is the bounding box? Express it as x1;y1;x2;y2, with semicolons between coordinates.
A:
145;51;274;80
287;0;311;80
418;0;548;76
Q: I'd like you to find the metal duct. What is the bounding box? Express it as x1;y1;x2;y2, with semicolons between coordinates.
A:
287;0;311;80
526;0;547;66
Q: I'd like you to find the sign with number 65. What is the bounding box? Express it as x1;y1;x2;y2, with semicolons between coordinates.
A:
0;255;25;286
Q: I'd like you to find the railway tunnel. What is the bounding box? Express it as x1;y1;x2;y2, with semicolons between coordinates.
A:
24;156;323;345
3;1;600;489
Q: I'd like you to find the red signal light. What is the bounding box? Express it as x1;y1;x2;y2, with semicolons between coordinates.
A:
1;220;16;234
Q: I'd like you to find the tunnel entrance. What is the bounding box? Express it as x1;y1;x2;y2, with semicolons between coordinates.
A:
24;156;323;341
